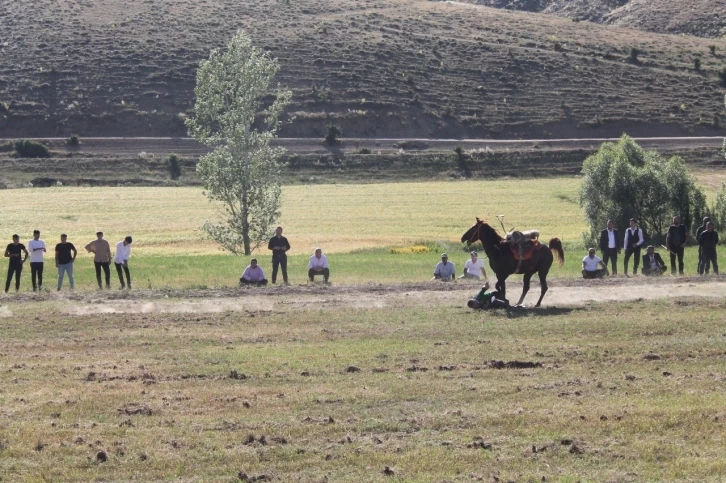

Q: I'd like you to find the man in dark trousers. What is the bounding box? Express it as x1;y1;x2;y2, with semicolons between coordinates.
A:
623;218;645;276
698;221;719;275
4;235;29;293
267;226;290;285
666;215;687;275
696;216;711;274
641;245;667;276
599;220;621;275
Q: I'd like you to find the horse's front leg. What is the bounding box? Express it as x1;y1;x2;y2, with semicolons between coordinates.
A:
516;273;533;307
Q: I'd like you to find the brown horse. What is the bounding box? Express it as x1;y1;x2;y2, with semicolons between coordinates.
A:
461;218;564;307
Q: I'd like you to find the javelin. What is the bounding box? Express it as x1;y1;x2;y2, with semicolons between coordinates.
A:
660;245;673;254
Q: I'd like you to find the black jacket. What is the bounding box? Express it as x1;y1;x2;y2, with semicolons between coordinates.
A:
599;228;621;252
698;230;719;250
666;224;687;250
642;252;666;270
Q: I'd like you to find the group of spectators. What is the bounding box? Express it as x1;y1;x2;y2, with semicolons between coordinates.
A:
4;231;133;293
239;227;330;286
582;216;719;279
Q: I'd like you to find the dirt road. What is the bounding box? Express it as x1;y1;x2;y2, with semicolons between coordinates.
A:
1;276;723;316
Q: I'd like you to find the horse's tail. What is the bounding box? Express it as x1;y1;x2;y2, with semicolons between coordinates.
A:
549;238;564;267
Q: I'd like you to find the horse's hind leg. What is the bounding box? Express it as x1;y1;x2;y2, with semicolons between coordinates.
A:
534;270;549;307
515;273;533;307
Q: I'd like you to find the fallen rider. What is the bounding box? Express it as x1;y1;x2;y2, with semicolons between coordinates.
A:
467;281;510;310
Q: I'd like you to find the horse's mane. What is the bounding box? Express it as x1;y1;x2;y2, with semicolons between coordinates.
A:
477;219;503;242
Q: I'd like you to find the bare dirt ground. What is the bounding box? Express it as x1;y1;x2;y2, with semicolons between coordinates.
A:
1;276;724;316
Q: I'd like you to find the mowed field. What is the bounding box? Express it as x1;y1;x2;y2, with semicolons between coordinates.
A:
1;294;725;481
0;179;596;288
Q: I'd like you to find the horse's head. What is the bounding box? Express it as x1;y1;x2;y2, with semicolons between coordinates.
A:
461;218;503;247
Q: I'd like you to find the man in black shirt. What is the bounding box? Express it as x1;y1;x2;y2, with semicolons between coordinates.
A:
4;234;29;293
666;215;688;275
55;234;77;291
698;221;719;275
695;216;711;274
599;220;621;275
267;226;290;284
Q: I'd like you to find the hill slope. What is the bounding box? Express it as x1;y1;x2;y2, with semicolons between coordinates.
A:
460;0;726;37
1;0;725;139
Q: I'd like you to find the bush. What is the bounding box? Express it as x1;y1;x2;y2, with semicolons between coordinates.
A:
454;146;464;159
357;147;371;154
694;57;701;71
325;124;341;145
711;184;726;234
13;139;50;158
709;45;717;55
580;135;706;242
66;134;79;146
168;153;182;180
629;47;640;62
719;67;726;86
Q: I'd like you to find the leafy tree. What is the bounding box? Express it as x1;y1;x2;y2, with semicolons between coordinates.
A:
186;31;292;255
711;184;726;233
580;135;706;245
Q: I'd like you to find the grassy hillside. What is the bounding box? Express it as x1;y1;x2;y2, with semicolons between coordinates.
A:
1;0;725;139
462;0;726;38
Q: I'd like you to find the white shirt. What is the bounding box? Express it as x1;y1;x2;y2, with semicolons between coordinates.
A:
582;255;603;271
464;258;485;278
28;239;46;263
308;253;328;269
114;241;132;264
607;229;616;249
624;227;644;248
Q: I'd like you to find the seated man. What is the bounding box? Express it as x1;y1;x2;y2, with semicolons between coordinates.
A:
460;250;487;280
240;258;268;286
582;247;608;279
641;245;667;276
308;248;330;283
467;281;509;309
432;253;455;281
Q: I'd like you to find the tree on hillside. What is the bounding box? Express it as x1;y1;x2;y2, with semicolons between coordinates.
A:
186;31;292;255
580;135;706;245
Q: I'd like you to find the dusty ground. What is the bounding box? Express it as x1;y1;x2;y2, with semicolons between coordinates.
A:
1;275;723;316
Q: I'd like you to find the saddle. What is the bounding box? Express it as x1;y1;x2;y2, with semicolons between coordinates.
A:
502;229;542;267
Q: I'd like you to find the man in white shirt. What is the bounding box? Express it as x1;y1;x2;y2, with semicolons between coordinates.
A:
582;248;608;279
114;236;133;289
27;229;46;292
308;248;330;283
460;250;487;280
240;258;268;286
599;220;621;275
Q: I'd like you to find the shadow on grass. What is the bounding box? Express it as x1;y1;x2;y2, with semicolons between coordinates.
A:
504;306;580;318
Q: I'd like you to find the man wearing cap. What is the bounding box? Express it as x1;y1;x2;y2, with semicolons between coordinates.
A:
433;253;456;281
696;216;711;274
582;248;608;279
698;221;719;275
27;229;46;291
460;250;487;280
641;245;667;276
623;218;645;276
55;233;77;291
4;234;28;293
114;236;133;289
666;215;687;275
85;231;112;289
240;258;268;286
308;248;330;283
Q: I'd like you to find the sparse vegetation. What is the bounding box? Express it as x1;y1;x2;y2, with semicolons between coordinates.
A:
325;123;341;145
694;56;701;71
719;67;726;86
357;147;371;154
628;47;640;62
168;153;181;180
13;139;50;158
709;45;717;55
65;134;79;146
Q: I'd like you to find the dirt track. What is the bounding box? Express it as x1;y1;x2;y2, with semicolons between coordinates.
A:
1;276;724;316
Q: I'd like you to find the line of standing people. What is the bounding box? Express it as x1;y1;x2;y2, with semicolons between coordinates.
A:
4;231;133;293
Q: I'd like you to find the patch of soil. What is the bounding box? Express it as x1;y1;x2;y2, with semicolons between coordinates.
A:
118;404;153;416
489;360;543;369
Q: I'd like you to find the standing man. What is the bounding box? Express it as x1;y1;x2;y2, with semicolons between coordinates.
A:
267;226;290;285
308;248;330;283
85;231;112;289
696;216;711;274
460;250;487;280
623;218;645;276
4;235;28;293
114;236;133;289
55;234;77;291
433;253;456;281
666;216;687;275
599;220;621;275
27;229;46;291
698;221;719;275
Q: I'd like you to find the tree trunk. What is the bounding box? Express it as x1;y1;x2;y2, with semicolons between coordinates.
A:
241;185;251;256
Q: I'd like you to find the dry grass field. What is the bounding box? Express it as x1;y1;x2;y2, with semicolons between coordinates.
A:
1;0;725;139
1;293;725;481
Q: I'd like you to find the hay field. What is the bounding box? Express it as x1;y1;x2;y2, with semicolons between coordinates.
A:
0;179;585;256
